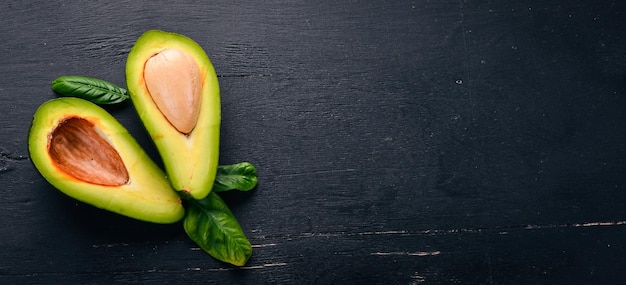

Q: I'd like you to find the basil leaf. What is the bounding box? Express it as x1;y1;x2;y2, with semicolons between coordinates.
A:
51;75;129;104
184;192;252;266
213;162;258;192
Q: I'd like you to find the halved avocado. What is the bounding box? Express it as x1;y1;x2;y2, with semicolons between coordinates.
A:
126;30;220;200
28;97;185;224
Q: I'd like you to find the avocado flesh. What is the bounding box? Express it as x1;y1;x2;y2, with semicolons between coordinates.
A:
28;97;185;224
126;30;220;200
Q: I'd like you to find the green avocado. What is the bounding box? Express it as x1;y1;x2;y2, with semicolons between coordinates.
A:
28;97;185;224
126;30;220;200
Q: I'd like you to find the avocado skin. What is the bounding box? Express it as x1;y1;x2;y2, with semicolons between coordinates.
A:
28;98;185;224
126;30;220;200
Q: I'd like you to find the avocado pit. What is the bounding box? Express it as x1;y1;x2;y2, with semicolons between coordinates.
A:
48;117;129;186
143;48;202;134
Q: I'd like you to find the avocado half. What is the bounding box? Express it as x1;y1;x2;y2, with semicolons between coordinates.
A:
28;97;185;224
126;30;220;200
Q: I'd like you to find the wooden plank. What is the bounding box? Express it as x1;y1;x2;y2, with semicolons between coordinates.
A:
1;0;625;283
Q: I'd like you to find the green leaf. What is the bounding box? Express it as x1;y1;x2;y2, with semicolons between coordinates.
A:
213;162;258;192
184;192;252;266
51;75;129;104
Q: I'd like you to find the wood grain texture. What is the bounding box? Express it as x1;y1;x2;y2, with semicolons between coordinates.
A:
1;0;625;284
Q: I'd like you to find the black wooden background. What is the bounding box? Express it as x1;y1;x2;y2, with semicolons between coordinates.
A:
1;1;625;284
